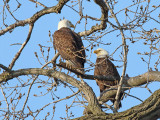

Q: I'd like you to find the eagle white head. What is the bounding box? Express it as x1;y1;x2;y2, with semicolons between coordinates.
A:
58;19;74;30
93;48;109;58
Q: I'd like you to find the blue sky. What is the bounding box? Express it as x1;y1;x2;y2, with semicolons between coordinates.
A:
0;0;160;119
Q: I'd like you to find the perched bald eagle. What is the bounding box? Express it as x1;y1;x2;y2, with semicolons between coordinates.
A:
94;48;122;108
53;19;86;73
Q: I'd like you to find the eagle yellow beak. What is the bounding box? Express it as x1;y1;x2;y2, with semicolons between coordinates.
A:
93;50;98;54
70;23;75;28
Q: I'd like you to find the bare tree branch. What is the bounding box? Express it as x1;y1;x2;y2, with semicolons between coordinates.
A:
79;0;108;36
100;71;160;102
0;64;12;73
42;53;60;68
0;0;69;36
34;90;80;118
0;63;119;82
0;68;105;115
8;23;34;69
105;0;127;111
28;0;47;8
73;88;160;120
1;0;160;119
0;67;160;105
0;68;160;85
21;76;37;113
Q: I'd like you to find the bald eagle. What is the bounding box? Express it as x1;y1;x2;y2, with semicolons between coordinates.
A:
94;48;122;108
53;19;86;73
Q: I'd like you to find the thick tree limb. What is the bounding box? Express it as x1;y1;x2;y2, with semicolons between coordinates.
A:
0;68;104;115
100;71;160;102
56;62;119;81
125;71;160;87
73;88;160;120
0;68;160;87
55;63;160;104
0;67;160;105
0;67;160;117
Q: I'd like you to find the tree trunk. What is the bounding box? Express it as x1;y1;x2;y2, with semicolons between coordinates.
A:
73;89;160;120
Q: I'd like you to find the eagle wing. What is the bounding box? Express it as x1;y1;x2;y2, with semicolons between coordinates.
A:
71;31;86;63
94;57;123;108
94;58;120;92
53;27;85;69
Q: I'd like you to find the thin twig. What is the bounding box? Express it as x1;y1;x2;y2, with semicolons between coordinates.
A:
0;85;10;117
21;76;38;113
42;53;59;69
79;0;108;36
6;4;19;21
105;1;127;112
28;0;47;8
34;90;80;118
124;92;143;102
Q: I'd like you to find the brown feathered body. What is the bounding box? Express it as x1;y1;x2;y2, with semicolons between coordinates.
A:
94;57;122;108
53;27;86;71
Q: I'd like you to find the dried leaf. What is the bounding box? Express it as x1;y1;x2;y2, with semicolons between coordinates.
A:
18;93;22;100
137;52;141;55
145;52;149;55
152;47;158;50
152;5;156;8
